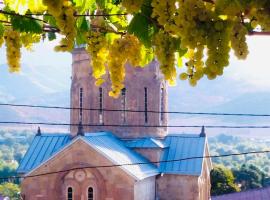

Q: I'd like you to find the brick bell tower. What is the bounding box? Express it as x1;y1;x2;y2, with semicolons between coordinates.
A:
70;48;168;138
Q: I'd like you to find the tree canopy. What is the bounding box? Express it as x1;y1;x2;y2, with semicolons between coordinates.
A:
0;0;270;97
211;165;240;196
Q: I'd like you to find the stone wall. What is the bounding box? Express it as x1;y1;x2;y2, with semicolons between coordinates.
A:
157;174;200;200
133;148;163;167
134;176;156;200
70;48;168;138
21;139;155;200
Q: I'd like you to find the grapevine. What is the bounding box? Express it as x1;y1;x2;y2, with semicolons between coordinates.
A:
0;0;270;96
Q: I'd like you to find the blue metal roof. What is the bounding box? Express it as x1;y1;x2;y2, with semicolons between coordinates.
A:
159;134;206;176
17;134;71;173
18;132;207;177
124;137;168;148
83;132;159;180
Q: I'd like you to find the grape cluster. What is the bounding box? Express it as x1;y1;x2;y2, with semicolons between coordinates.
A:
43;0;76;52
122;0;143;13
230;22;248;60
153;30;177;86
152;0;237;85
151;0;176;34
108;34;142;98
21;33;41;50
86;31;108;86
4;29;22;72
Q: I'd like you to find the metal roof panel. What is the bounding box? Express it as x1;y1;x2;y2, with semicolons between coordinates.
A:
17;134;70;173
159;134;206;176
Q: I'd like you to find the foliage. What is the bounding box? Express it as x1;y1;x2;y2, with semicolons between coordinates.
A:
0;1;270;97
0;182;20;199
209;134;270;176
233;164;270;191
211;165;240;196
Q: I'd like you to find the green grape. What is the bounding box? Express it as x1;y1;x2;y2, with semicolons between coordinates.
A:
86;31;108;86
153;30;177;86
122;0;143;13
21;33;41;50
43;0;76;52
108;34;142;98
230;22;248;59
4;29;22;72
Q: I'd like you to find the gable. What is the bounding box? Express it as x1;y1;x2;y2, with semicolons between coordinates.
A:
23;132;158;181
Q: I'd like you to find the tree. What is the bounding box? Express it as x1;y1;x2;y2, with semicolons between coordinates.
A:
1;1;270;97
211;165;240;196
0;182;20;200
233;164;268;191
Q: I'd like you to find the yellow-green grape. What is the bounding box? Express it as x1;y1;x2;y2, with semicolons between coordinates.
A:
205;21;231;78
151;0;177;33
173;0;211;48
253;9;270;31
0;35;3;48
43;0;76;52
108;34;142;98
122;0;143;13
179;72;188;80
86;31;108;86
4;29;22;72
154;30;177;86
230;22;248;59
21;33;41;50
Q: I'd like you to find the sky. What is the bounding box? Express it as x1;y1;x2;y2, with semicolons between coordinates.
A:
1;36;270;138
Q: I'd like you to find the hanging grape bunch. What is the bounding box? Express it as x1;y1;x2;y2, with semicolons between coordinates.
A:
0;0;269;97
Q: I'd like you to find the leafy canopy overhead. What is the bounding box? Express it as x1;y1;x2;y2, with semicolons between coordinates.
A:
0;0;270;97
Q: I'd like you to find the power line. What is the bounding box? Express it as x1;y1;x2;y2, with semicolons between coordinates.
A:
1;102;270;117
0;150;269;180
2;121;270;129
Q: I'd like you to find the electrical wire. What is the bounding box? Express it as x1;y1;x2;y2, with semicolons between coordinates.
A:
1;121;270;129
0;150;269;180
1;103;270;117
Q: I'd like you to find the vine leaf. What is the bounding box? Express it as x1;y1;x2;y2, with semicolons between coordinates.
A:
128;13;153;47
10;16;42;33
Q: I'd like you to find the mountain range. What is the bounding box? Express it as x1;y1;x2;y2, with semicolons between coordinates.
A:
1;62;270;138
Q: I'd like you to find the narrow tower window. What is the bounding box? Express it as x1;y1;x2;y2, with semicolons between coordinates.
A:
144;87;148;124
160;87;164;124
121;88;126;124
79;88;83;122
88;187;94;200
99;87;103;124
67;187;73;200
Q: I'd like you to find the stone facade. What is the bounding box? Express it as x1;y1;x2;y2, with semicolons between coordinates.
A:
70;48;168;138
21;139;155;200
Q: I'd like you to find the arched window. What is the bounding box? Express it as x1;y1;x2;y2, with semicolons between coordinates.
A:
160;87;164;124
79;87;83;121
88;187;94;200
144;87;148;123
121;88;126;123
67;187;73;200
98;87;103;124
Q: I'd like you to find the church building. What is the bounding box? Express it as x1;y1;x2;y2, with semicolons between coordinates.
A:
17;48;212;200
